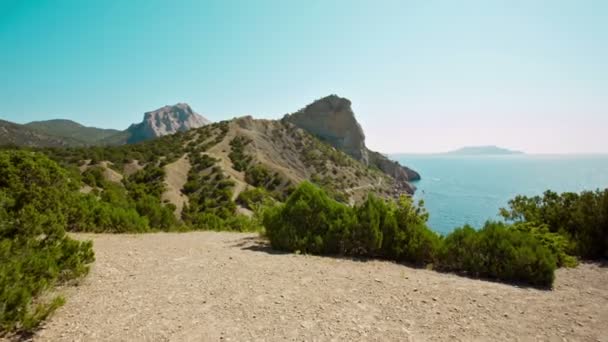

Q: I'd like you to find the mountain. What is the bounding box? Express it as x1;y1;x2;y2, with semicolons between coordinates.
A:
121;103;211;144
284;95;420;191
32;116;411;221
0;103;211;147
25;119;121;145
0;119;84;147
445;145;524;155
284;95;369;163
2;96;417;197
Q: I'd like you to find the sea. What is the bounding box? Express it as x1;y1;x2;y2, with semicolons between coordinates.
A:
392;154;608;235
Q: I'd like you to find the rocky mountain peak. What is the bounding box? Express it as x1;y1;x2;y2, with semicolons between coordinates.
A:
284;95;368;164
283;95;421;191
127;103;211;143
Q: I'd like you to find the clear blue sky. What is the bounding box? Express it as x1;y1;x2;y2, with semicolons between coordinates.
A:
1;0;606;153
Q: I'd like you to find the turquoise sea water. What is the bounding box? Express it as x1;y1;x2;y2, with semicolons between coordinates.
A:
393;154;608;235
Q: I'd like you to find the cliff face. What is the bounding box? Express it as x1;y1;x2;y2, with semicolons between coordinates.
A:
283;95;420;193
283;95;369;164
367;150;420;182
126;103;210;143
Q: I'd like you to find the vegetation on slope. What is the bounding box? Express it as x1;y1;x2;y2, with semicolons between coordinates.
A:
24;119;121;146
0;119;82;148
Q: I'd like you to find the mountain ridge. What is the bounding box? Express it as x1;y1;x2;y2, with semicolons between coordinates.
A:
25;119;121;145
1;96;418;195
1;103;212;147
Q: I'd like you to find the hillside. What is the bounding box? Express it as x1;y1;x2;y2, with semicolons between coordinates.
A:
20;96;419;218
1;103;211;147
0;119;83;147
37;115;404;226
284;95;420;187
2;96;420;238
25;119;121;145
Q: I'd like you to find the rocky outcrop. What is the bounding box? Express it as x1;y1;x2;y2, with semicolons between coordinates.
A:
368;150;420;183
283;95;369;164
126;103;210;143
283;95;420;193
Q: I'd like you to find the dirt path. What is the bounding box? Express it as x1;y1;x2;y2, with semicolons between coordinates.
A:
33;232;607;342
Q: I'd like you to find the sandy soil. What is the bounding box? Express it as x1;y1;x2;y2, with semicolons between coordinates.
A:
32;232;607;342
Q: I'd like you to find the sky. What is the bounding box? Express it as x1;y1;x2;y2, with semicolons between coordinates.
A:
0;0;606;154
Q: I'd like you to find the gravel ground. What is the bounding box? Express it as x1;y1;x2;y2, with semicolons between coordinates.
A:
28;232;608;341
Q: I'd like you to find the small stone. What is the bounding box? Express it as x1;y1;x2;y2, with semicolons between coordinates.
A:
432;297;438;302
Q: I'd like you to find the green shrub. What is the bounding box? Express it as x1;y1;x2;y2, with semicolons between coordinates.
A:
224;214;263;232
67;194;150;233
501;189;608;259
262;182;440;264
511;222;578;267
384;197;441;264
236;187;274;210
348;195;385;255
245;164;274;188
229;136;253;171
262;182;556;287
81;165;105;187
0;151;94;332
262;182;355;254
439;222;557;287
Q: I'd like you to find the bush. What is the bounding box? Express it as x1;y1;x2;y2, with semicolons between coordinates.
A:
262;182;440;264
0;151;94;332
229;136;253;171
384;197;441;264
245;164;274;188
262;182;355;254
501;189;608;259
236;187;273;210
511;222;578;268
262;182;556;287
439;222;557;287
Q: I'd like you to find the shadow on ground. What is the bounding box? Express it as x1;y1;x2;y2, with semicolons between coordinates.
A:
230;235;290;255
229;234;556;290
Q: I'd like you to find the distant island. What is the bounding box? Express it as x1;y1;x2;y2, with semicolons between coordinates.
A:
443;145;524;155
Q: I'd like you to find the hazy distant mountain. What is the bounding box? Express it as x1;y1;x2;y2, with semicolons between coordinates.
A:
25;119;121;145
444;145;524;155
0;103;211;147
